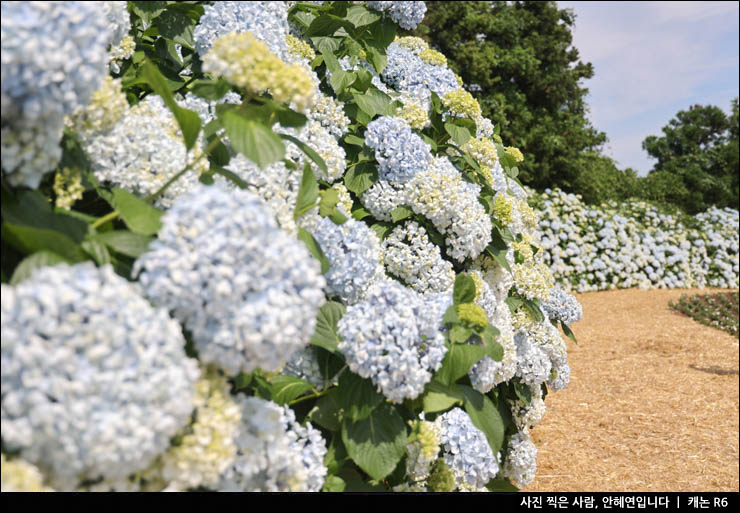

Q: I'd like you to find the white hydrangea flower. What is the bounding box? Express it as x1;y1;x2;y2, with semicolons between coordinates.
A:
511;384;547;432
1;263;200;490
503;431;538;486
1;454;53;492
1;1;113;187
134;184;326;376
81;94;209;208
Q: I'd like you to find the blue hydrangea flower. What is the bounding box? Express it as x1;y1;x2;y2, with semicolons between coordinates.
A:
365;116;432;183
134;184;326;376
541;288;583;325
311;216;384;304
193;1;290;59
381;42;460;102
337;280;448;403
434;407;500;490
1;1;113;187
1;263;200;490
367;1;427;30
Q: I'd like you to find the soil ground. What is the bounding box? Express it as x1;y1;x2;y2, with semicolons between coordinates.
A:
523;288;739;492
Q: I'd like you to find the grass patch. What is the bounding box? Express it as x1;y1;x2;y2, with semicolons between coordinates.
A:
669;291;739;337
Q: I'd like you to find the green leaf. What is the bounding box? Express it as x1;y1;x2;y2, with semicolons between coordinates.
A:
9;251;69;286
322;475;346;492
141;61;201;150
280;134;327;175
275;107;308;129
372;17;397;47
309;388;343;431
513;381;532;404
80;239;111;266
329;70;356;95
297;227;330;274
486;227;511;273
189;79;231;100
306;14;345;37
436;343;486;386
449;324;473;344
93;231;154;258
156;8;193;46
210;165;248;189
2;223;87;263
351;207;371;221
221;110;285;168
422;380;464;413
505;296;524;314
453;273;477;304
294;164;319;219
369;222;393;240
479;326;503;361
353;89;392;119
390;205;414;223
460;385;505;454
343;162;378;195
486;478;519;492
442;304;459;325
309;301;346;352
337;371;384;421
523;298;545;322
344;134;365;146
445;123;473;147
319;188;341;219
324;435;348;475
345;5;381;27
365;46;387;75
1;189;87;242
269;375;313;405
112;188;163;236
342;403;407;481
561;321;579;344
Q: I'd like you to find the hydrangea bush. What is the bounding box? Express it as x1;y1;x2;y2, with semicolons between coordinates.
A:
530;188;739;292
1;1;582;492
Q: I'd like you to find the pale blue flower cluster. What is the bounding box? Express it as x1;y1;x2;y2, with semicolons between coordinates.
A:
102;1;130;47
193;1;290;58
1;263;199;490
311;216;384;304
367;1;427;30
365;116;432;183
434;407;500;490
1;1;112;187
541;288;583;325
502;432;538;486
382;221;456;294
134;184;326;376
532;188;739;291
382;42;459;101
337;280;448;403
217;396;327;491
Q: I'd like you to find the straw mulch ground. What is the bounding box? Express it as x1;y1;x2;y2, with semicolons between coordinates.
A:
524;288;739;492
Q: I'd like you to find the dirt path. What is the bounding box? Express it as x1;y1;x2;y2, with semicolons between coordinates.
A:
523;288;739;492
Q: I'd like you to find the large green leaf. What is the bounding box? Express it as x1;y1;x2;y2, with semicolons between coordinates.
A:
112;188;163;236
80;238;111;266
189;78;231;101
353;88;392;119
294;164;319;219
309;388;343;431
561;320;579;345
269;375;313;405
460;385;505;454
2;223;87;263
9;251;69;286
435;343;486;386
341;403;407;481
422;380;464;413
92;231;154;258
336;371;384;421
345;5;381;27
445;123;473;147
390;205;414;223
1;189;87;242
221;110;285;168
453;273;477;304
309;301;346;353
343;162;378;195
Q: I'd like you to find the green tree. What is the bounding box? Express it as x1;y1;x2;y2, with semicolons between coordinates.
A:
641;99;739;214
412;1;618;195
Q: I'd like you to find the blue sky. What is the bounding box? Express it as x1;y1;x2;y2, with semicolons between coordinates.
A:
559;1;739;176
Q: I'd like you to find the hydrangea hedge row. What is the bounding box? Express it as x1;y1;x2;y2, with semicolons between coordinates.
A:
1;1;582;492
529;188;739;292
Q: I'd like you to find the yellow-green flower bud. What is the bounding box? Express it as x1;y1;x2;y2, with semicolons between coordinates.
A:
494;194;513;225
442;89;481;119
457;303;488;327
463;137;498;167
397;102;430;130
427;459;456;492
285;34;316;61
397;36;429;53
505;146;524;163
419;48;447;67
